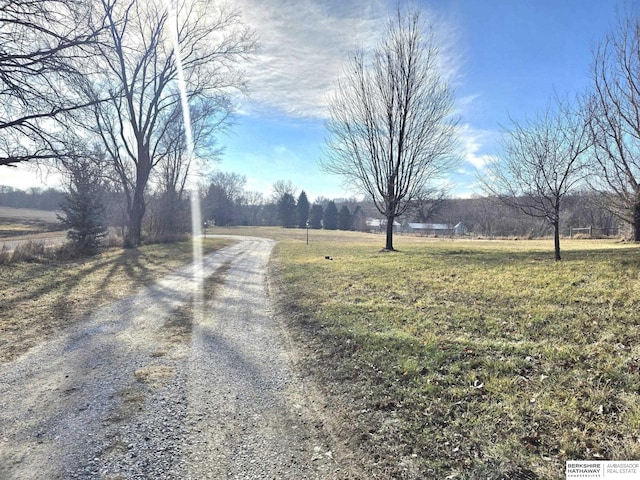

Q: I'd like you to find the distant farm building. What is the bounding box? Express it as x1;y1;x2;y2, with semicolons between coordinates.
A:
404;222;468;236
454;222;468;235
366;219;468;236
366;218;401;233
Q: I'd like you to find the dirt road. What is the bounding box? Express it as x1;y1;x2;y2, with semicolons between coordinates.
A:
0;236;345;479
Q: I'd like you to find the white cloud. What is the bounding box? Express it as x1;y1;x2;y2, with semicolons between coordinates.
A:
273;144;291;156
457;124;498;169
235;0;461;119
457;94;480;108
235;0;387;118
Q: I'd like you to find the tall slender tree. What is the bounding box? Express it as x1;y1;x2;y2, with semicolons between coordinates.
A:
309;204;324;229
322;8;457;250
338;205;353;230
484;98;590;260
278;193;297;228
323;201;338;230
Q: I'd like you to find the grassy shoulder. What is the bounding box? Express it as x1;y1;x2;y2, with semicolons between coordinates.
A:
0;237;233;363
270;230;640;479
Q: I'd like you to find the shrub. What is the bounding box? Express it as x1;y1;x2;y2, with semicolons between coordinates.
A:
58;158;108;254
10;241;48;263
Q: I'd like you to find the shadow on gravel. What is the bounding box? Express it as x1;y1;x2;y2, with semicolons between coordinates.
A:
0;262;203;479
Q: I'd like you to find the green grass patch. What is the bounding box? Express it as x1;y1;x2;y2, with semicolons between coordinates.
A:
271;231;640;479
0;237;233;363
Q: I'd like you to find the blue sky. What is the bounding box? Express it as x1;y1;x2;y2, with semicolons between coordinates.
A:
219;0;624;201
2;0;625;201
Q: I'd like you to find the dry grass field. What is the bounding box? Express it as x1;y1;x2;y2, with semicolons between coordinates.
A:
0;237;233;363
4;223;640;479
0;206;62;238
236;226;640;479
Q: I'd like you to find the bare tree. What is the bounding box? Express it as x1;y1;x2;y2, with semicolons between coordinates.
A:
484;99;590;260
203;171;246;226
151;99;227;236
270;180;298;203
585;10;640;241
0;0;100;166
322;8;458;251
83;0;255;247
407;187;446;223
238;190;264;226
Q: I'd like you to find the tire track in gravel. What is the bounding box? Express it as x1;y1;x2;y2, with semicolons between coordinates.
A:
183;237;339;479
0;236;344;480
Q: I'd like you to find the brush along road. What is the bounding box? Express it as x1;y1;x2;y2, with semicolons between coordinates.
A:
0;236;344;479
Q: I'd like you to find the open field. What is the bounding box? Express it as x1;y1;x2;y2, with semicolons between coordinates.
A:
225;227;640;479
0;237;233;363
0;206;63;237
4;224;640;478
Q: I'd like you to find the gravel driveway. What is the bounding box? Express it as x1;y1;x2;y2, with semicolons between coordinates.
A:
0;236;345;479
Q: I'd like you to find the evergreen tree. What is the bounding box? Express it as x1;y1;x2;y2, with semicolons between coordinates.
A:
352;205;367;231
297;190;310;228
58;158;107;253
338;205;353;230
309;204;324;229
278;193;297;228
324;201;338;230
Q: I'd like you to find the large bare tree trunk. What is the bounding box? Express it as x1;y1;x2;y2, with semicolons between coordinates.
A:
553;220;561;261
633;201;640;242
385;215;395;251
125;186;146;248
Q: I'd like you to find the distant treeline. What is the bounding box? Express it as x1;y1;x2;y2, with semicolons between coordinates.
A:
424;192;620;239
0;183;623;239
0;186;64;211
199;174;622;239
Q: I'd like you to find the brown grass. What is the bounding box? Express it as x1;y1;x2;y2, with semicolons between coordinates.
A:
0;206;63;237
0;237;233;363
266;228;640;479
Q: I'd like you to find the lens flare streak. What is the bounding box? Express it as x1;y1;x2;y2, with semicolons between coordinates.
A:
166;0;203;321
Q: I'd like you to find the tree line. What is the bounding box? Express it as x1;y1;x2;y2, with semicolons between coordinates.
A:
187;174;623;238
0;186;63;211
0;176;621;242
199;175;368;231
